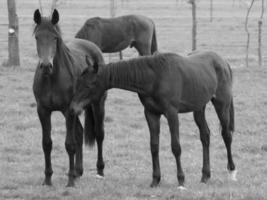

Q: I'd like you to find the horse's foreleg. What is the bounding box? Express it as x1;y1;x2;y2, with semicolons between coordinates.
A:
144;109;161;187
165;107;185;187
193;108;211;183
92;96;106;177
64;111;77;187
75;117;83;177
37;106;53;186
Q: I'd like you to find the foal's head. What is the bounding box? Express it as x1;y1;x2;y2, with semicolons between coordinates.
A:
33;9;61;74
71;57;104;115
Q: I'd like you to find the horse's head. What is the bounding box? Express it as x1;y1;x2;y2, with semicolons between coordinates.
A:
71;57;104;115
33;9;60;74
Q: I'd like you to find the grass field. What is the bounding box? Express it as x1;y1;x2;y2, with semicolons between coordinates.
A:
0;0;267;199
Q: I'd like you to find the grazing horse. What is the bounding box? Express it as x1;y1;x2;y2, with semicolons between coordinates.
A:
75;15;158;56
70;51;237;187
33;9;107;187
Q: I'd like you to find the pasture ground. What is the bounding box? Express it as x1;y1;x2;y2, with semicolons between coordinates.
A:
0;0;267;199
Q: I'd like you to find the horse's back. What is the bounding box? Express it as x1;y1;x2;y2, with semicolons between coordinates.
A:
67;38;104;65
152;53;220;112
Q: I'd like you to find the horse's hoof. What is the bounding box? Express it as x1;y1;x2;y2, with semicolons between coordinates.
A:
96;174;105;179
177;186;187;190
150;180;160;188
66;181;75;187
75;169;83;177
228;170;237;181
200;176;210;183
42;179;52;186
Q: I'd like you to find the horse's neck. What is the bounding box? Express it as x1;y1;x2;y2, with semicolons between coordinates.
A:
53;40;75;79
102;62;150;94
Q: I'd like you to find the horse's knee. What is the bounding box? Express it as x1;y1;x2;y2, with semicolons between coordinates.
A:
171;144;181;157
65;142;76;155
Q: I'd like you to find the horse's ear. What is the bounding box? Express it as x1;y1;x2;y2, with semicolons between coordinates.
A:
34;9;41;24
92;61;99;74
51;9;59;25
85;56;99;73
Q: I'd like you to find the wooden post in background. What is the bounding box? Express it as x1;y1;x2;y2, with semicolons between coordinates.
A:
258;0;264;67
245;0;255;68
210;0;213;22
110;0;123;60
7;0;20;67
189;0;197;51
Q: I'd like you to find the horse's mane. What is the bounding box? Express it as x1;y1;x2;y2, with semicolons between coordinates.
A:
106;54;171;86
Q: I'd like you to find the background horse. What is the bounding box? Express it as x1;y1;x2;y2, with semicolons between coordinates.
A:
70;51;237;188
33;9;106;187
75;15;158;56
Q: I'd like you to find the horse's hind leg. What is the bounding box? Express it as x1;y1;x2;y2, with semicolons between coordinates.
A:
74;117;83;177
193;106;211;183
38;106;53;186
92;95;106;177
211;98;236;179
144;109;161;187
134;42;151;56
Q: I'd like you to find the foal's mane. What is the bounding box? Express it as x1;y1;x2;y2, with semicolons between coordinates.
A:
106;54;170;85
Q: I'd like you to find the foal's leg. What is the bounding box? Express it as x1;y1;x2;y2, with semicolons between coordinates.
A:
211;99;236;179
193;107;211;183
164;107;185;187
64;111;77;187
74;117;83;177
92;97;106;177
144;109;161;187
38;106;53;186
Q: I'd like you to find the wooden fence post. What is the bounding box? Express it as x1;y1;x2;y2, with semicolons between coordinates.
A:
7;0;20;67
189;0;197;51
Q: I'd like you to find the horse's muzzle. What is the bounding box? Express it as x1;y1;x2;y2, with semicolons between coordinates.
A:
40;63;53;75
70;102;83;116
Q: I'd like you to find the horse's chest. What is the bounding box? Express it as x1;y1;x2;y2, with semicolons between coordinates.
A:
34;84;72;111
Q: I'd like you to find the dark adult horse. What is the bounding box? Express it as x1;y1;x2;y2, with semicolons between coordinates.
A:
70;51;237;188
75;15;158;56
33;9;107;187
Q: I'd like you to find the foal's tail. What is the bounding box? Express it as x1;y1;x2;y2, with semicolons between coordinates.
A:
84;106;96;146
151;25;158;54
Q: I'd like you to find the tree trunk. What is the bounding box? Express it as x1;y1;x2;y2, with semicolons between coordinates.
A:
210;0;213;22
258;0;264;67
189;0;197;51
7;0;20;67
109;0;123;61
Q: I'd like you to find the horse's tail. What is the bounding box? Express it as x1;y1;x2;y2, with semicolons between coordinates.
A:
227;62;235;132
84;106;96;146
151;25;158;54
229;97;235;132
